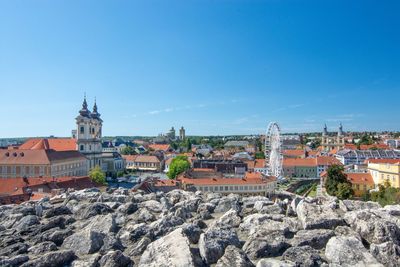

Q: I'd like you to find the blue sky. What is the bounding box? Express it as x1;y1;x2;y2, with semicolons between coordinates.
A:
0;0;399;137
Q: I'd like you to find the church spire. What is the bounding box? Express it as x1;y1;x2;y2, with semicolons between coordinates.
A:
79;93;90;117
338;123;343;136
91;97;101;120
323;124;328;136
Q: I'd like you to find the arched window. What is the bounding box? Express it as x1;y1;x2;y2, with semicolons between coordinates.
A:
80;145;84;151
80;126;84;134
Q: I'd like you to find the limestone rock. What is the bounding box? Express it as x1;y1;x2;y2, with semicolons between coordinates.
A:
139;228;196;267
325;236;383;266
215;245;255;267
199;228;241;264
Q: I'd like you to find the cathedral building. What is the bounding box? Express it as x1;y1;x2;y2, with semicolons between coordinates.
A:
75;97;103;169
321;124;345;152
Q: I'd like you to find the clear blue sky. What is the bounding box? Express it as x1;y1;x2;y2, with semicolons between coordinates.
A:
0;0;399;137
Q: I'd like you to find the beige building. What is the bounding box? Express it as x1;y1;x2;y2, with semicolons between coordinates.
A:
0;148;87;178
124;155;162;172
367;159;400;188
179;169;277;196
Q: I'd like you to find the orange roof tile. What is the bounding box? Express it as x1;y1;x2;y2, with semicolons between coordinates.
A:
134;155;160;163
346;173;374;185
254;159;266;168
20;138;77;151
283;158;317;167
316;156;342;166
180;177;272;186
148;144;171;152
283;150;305;157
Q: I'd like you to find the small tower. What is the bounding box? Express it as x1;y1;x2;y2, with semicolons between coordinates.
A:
338;123;343;136
75;96;103;170
179;126;186;140
323;124;328;136
169;127;176;140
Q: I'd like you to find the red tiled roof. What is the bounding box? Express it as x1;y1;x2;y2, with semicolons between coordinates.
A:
344;143;390;150
154;179;178;187
283;158;317;167
0;176;96;197
20;138;77;151
283;150;305;157
180;177;271;186
254;159;266;168
346;173;374;185
0;149;86;165
148;144;171;152
134;155;160;163
122;155;138;162
316;156;342;166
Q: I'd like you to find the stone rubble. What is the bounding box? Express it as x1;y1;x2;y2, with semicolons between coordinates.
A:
0;187;399;266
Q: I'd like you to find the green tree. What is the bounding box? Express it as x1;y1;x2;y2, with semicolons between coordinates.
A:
370;179;400;206
336;182;354;200
255;152;265;159
117;170;125;178
167;156;190;179
89;166;107;185
325;165;346;195
120;146;136;155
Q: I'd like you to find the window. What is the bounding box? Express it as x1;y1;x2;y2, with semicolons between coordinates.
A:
80;126;84;134
80;145;84;151
220;186;223;191
225;186;229;191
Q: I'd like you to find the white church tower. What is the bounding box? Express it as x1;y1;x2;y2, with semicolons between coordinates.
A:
75;96;103;170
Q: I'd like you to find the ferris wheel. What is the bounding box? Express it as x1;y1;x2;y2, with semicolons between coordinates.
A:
265;122;283;177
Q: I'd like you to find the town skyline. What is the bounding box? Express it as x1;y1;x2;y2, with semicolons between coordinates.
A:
1;1;399;137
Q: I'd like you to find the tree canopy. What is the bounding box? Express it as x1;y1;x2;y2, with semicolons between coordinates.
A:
167;155;190;179
325;165;354;199
89;165;107;185
120;146;136;155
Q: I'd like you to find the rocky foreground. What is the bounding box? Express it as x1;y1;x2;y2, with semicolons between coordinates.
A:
1;188;400;267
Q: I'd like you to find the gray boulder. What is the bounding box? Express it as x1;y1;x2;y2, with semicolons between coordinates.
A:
344;209;400;245
20;250;76;267
243;229;290;260
139;228;196;267
75;203;113;220
282;245;325;267
62;228;105;256
199;228;241;264
339;199;381;212
0;255;29;267
296;200;343;230
214;195;240;213
370;241;400;267
125;237;152;257
212;209;242;229
14;215;40;232
98;250;133;267
256;258;295;267
28;241;57;254
215;245;255;267
43;205;72;218
290;229;334;249
325;236;383;266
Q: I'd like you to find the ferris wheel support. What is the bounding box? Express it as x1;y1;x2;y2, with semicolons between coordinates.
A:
264;122;283;178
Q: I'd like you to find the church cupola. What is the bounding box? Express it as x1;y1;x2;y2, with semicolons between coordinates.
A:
323;124;328;136
79;95;91;117
91;98;101;120
338;123;343;136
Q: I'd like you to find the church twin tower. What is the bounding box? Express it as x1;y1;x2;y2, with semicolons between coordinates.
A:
75;96;103;169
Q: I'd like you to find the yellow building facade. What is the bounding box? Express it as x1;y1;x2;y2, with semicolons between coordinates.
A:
368;161;400;188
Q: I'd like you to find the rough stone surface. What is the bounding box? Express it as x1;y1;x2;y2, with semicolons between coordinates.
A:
139;228;195;267
1;188;399;267
199;228;241;264
325;236;383;266
215;245;255;267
